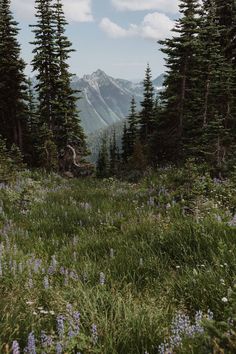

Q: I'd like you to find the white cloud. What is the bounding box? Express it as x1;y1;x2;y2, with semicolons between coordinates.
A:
100;12;174;40
100;18;130;38
11;0;93;22
112;0;179;14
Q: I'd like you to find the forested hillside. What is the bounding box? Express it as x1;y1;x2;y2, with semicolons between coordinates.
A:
97;0;236;180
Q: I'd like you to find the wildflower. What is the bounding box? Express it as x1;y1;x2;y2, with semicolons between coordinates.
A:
41;331;48;348
34;259;42;273
28;278;33;289
73;311;81;334
139;258;144;266
110;248;114;258
66;303;73;314
47;266;55;275
51;255;57;269
57;315;65;339
99;272;105;285
60;267;65;275
27;332;36;354
40;310;49;315
222;297;228;303
26;301;34;306
207;309;214;321
12;340;20;354
56;342;63;354
91;324;98;345
228;215;236;227
68;326;75;338
43;276;49;289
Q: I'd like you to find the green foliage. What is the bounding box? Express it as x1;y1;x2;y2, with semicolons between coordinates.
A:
0;138;24;182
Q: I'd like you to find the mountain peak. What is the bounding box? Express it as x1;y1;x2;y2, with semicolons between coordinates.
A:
93;69;107;76
82;69;109;84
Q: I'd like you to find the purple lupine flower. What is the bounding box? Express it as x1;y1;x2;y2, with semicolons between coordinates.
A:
0;260;2;277
27;332;36;354
194;311;204;334
56;342;63;354
12;340;20;354
68;326;75;338
57;315;65;339
48;266;55;275
41;331;48;348
60;266;65;275
91;324;98;345
73;311;81;334
34;259;42;273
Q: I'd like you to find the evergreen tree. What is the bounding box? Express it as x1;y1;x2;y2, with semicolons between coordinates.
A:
157;0;201;162
109;131;119;176
139;64;154;144
121;122;129;164
200;0;236;168
53;0;87;158
126;97;139;158
96;136;109;178
202;113;232;176
30;0;88;169
0;0;28;152
30;0;58;133
25;79;41;165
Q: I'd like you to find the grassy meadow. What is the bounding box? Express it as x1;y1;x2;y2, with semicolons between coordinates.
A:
1;164;236;353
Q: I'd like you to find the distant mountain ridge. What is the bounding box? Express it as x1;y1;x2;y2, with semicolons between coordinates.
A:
72;70;164;134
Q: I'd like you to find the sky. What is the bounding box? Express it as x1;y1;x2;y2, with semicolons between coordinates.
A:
12;0;180;80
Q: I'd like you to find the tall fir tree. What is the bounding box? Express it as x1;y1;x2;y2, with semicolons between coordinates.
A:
53;0;87;157
96;136;109;178
139;64;154;144
30;0;58;132
0;0;28;152
121;122;129;164
126;97;139;158
157;0;201;162
109;131;119;176
31;0;87;169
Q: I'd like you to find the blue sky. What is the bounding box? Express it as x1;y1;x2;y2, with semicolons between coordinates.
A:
13;0;179;80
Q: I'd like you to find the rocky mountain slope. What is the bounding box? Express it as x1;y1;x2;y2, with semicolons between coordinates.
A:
72;70;164;134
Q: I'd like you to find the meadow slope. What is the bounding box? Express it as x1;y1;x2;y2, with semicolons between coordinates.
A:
1;166;236;353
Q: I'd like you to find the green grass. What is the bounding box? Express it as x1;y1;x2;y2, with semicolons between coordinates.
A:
0;169;236;353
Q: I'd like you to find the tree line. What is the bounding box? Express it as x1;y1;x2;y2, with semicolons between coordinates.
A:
0;0;87;171
97;0;236;178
